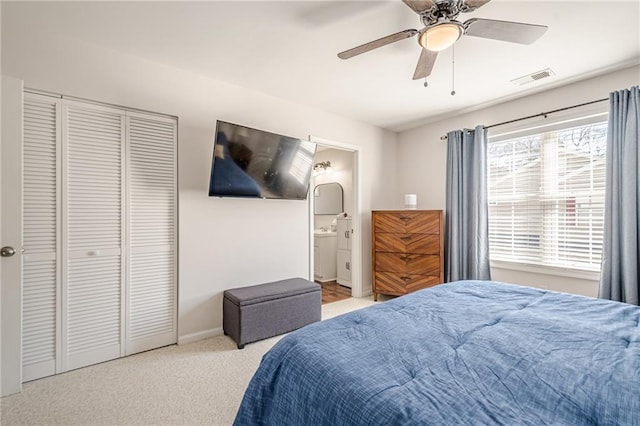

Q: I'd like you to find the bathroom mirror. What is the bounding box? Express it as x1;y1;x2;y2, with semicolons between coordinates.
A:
314;183;343;215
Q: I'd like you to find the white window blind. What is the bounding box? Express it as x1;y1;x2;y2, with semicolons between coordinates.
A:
488;119;607;272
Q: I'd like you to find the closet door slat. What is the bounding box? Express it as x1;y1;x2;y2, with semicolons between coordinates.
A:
64;102;124;370
126;114;177;355
22;94;60;382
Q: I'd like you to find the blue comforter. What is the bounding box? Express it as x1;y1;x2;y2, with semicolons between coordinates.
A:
234;281;640;425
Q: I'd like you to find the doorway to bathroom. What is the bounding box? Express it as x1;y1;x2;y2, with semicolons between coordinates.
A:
308;136;360;303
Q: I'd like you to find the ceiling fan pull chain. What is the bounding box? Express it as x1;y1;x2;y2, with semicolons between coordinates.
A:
423;31;429;88
451;45;456;96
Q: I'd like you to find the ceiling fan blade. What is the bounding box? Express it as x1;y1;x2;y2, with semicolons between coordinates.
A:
413;48;438;80
402;0;436;15
338;29;418;59
461;0;491;12
464;18;548;44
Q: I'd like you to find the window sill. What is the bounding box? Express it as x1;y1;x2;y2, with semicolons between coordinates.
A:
490;260;600;281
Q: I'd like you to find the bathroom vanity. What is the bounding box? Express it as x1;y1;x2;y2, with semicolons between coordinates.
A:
314;231;337;282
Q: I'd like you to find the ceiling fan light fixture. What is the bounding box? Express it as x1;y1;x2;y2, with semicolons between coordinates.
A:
419;22;463;51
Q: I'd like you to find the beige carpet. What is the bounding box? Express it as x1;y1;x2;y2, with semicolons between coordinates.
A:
0;297;375;425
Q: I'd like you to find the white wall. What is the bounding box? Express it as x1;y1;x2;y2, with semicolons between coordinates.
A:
1;12;397;341
397;65;640;297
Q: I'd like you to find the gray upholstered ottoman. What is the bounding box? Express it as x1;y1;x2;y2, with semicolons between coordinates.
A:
223;277;321;349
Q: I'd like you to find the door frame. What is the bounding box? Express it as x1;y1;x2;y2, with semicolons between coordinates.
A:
1;75;24;396
307;136;363;297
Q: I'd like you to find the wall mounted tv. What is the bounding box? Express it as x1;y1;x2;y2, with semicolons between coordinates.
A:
209;120;317;200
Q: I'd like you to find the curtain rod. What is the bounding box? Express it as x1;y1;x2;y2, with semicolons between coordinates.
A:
439;97;609;140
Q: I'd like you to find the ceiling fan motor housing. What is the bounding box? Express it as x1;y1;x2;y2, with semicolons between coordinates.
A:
421;1;465;26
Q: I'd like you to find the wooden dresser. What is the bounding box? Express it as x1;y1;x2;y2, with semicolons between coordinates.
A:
372;210;444;301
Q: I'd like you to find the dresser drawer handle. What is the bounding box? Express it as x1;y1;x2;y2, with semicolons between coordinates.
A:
399;216;410;221
401;276;411;282
400;236;411;241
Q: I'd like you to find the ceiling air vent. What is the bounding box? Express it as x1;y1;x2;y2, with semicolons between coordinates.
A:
511;68;555;86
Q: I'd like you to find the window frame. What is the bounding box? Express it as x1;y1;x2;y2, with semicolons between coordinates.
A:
486;102;608;278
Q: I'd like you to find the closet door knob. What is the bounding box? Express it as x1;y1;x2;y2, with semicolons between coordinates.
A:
1;246;16;257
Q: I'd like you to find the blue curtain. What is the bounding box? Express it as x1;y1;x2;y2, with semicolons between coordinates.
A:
445;125;491;282
599;86;640;305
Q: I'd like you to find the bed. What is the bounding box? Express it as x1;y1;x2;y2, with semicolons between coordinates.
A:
233;280;640;425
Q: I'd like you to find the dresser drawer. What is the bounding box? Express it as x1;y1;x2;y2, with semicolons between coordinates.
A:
375;252;440;276
375;233;440;254
374;272;441;295
373;212;440;234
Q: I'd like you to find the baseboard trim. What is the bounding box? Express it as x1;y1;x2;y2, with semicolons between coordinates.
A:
178;327;223;345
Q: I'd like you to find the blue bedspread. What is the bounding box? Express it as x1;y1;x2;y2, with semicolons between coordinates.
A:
234;281;640;425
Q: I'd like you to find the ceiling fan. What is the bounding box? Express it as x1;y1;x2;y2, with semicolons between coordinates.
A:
337;0;548;81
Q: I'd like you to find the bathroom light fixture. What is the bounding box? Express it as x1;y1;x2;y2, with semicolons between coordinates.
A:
418;21;463;52
313;161;333;176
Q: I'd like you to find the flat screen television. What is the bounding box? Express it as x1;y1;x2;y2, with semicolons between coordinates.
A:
209;121;317;199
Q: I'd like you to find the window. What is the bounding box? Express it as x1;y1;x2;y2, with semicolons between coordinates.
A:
487;119;607;272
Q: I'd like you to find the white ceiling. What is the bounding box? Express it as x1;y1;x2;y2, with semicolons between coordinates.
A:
5;0;640;132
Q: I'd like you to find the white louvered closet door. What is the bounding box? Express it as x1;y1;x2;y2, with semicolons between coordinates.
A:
22;94;61;381
125;112;177;355
21;94;176;381
63;101;125;371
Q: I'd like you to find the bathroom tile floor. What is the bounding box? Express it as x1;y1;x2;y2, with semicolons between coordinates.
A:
319;280;352;304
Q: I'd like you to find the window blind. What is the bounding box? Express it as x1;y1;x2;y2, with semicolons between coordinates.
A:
487;120;607;272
